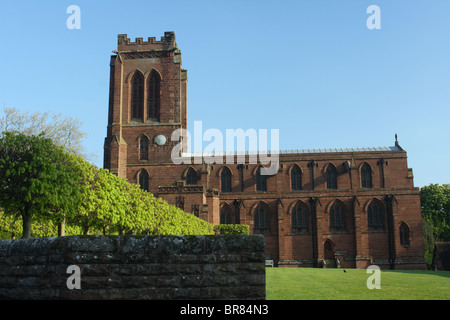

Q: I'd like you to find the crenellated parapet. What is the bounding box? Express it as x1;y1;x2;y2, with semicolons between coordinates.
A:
117;31;177;52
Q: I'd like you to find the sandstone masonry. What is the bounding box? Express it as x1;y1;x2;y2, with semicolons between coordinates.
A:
0;235;265;300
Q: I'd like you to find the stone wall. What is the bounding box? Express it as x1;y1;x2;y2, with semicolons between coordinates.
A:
0;235;265;300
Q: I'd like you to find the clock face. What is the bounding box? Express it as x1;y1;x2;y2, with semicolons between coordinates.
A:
155;134;167;146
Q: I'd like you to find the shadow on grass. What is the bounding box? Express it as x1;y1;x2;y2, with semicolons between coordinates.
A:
381;269;450;279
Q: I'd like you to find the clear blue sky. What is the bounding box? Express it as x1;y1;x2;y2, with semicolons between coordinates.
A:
0;0;449;188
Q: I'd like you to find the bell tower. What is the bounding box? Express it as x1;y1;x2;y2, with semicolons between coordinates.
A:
104;32;188;179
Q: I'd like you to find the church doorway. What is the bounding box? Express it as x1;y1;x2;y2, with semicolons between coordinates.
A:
323;239;337;268
324;239;334;260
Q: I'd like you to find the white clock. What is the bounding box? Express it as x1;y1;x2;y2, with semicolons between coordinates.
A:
155;134;167;146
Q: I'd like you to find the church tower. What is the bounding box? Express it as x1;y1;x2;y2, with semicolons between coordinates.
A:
104;32;188;181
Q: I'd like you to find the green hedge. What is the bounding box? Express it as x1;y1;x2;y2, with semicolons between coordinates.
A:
214;224;250;235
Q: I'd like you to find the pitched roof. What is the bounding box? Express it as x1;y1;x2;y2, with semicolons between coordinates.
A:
279;146;401;154
181;146;402;158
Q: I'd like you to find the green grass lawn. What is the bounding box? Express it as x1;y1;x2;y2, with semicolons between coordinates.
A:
266;268;450;300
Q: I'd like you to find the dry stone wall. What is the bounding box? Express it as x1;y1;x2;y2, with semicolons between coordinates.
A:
0;235;265;300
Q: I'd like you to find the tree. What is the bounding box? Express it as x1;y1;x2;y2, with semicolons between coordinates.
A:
0;132;82;238
0;107;93;161
421;184;450;241
0;210;22;239
0;131;214;238
420;183;450;267
69;159;111;235
67;156;215;236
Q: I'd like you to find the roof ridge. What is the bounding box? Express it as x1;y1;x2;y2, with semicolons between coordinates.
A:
181;146;402;156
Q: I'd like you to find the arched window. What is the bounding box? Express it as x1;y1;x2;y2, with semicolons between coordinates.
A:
186;168;197;185
147;70;161;121
330;201;345;230
138;170;149;192
254;203;269;232
326;165;338;190
368;200;384;230
361;163;372;188
220;205;232;224
139;135;149;161
256;167;267;192
292;202;308;232
291;165;302;191
131;72;144;121
400;222;410;246
221;167;232;193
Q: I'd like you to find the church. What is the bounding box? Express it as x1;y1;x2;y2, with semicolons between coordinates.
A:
103;32;426;270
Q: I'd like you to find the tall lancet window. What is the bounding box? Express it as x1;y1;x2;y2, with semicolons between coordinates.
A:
139;170;149;192
221;167;232;193
291;165;302;191
361;163;373;188
400;222;411;246
131;72;144;121
147;70;161;121
326;165;338;190
140;135;149;161
256;167;267;192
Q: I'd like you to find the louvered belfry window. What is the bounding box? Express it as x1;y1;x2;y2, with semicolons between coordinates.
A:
131;73;144;120
147;71;161;121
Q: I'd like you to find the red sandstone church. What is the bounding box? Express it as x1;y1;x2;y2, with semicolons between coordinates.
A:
104;32;426;270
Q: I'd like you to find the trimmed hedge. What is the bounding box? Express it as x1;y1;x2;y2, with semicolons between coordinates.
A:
214;224;250;235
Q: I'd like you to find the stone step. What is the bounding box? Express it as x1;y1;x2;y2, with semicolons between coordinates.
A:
323;259;337;268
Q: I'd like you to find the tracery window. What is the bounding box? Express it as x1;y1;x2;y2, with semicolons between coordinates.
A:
330;201;345;230
254;203;269;232
368;200;384;230
292;202;308;232
220;205;232;224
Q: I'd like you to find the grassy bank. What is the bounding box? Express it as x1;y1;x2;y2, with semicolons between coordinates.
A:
266;268;450;300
